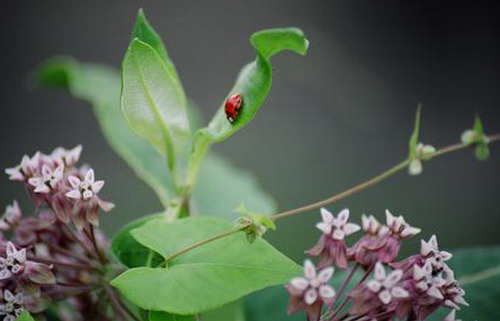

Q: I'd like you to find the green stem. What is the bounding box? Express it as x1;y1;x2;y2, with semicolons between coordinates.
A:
272;133;500;220
157;225;247;268
185;133;212;193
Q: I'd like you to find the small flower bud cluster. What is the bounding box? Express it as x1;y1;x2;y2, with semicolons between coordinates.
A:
1;146;114;320
285;208;467;321
409;142;436;175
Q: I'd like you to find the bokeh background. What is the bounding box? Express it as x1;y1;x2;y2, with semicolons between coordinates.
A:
1;0;499;261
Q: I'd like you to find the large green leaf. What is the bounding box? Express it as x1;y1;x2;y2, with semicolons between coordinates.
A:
193;153;277;220
111;213;164;268
197;28;308;142
444;246;500;321
132;9;178;79
111;217;301;314
149;311;195;321
121;38;190;168
36;58;173;207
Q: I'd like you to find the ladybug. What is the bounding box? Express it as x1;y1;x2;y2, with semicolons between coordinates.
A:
225;93;243;124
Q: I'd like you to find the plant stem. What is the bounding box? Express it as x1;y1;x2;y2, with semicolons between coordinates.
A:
105;286;130;321
272;160;409;220
157;225;248;267
272;133;500;220
329;264;359;313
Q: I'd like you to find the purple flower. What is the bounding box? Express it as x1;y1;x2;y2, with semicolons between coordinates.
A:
307;208;360;269
0;201;22;231
286;260;336;321
0;289;24;321
49;145;83;167
350;262;409;316
0;242;55;285
66;169;114;231
348;214;386;268
4;152;41;182
28;164;65;194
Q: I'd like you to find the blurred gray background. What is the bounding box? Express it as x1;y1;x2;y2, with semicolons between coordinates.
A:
1;0;499;261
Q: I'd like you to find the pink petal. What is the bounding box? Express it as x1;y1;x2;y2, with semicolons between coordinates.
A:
367;280;382;293
66;189;82;199
28;177;42;188
34;184;50;194
6;241;16;256
304;260;316;279
379;290;392;304
420;239;433;256
332;229;345;240
41;165;52;177
0;268;12;280
385;209;395;227
92;180;105;194
384;269;403;288
319;285;335;299
85;169;95;183
374;262;386;281
290;277;309;291
443;310;457;321
440;251;453;261
391;286;409;298
320;208;334;224
427;286;444;300
337;208;349;224
304;289;318;305
317;266;334;283
98;199;115;212
316;222;332;235
54;164;65;178
428;235;438;248
68;176;81;188
343;223;360;236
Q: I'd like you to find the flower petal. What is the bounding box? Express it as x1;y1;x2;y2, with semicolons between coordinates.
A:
391;286;409;298
316;222;332;235
374;262;386;281
68;176;81;188
367;280;382;293
332;229;345;240
320;208;334;224
290;277;309;291
317;266;334;283
384;269;403;288
343;223;360;236
66;189;82;199
92;180;105;194
319;285;336;300
304;260;316;279
304;289;318;305
85;169;95;183
337;208;349;224
379;290;392;305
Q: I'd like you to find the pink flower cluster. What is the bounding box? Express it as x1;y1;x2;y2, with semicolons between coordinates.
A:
286;208;467;321
1;146;114;320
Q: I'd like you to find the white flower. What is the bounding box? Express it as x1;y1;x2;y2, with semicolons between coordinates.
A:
316;208;360;240
361;214;381;235
420;235;453;270
289;260;336;305
0;289;24;320
367;262;409;304
380;210;420;239
413;261;446;299
28;164;64;193
0;242;26;280
66;169;105;201
5;152;40;181
50;145;82;167
0;201;22;231
409;142;436;175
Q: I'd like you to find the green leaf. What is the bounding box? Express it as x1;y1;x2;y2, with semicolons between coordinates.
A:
121;38;190;169
36;58;173;207
447;246;500;320
192;154;277;220
15;311;35;321
149;311;195;321
472;113;485;135
409;104;422;159
111;213;164;268
111;217;301;314
198;27;308;142
200;300;246;321
475;143;490;161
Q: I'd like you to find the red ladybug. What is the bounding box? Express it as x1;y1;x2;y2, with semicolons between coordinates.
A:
225;93;243;124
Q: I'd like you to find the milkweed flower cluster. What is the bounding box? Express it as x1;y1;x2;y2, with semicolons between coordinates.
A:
1;146;115;320
285;208;467;321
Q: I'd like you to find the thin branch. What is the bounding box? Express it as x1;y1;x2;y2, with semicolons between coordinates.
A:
272;133;500;220
157;226;248;267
